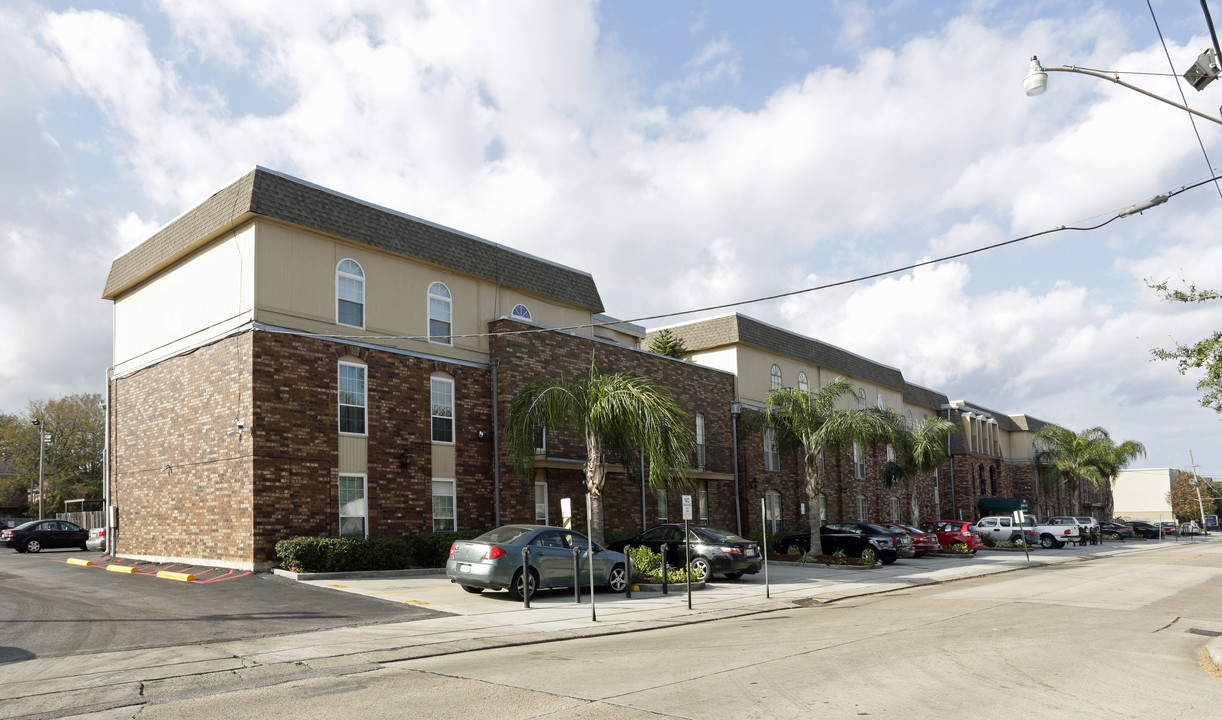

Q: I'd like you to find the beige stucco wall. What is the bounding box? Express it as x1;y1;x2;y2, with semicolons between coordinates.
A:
252;220;597;363
112;224;256;374
1114;468;1179;521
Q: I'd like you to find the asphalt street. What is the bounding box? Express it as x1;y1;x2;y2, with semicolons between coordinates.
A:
0;548;446;664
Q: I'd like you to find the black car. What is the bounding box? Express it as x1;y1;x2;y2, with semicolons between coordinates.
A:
1;519;89;553
606;524;762;581
1124;521;1162;539
1100;521;1135;540
779;522;902;564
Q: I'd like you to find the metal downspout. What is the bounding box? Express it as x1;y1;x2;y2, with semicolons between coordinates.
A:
639;449;647;531
946;407;957;520
104;366;113;555
491;358;501;527
732;406;742;536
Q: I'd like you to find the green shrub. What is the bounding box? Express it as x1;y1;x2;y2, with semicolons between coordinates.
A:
275;536;412;573
626;545;691;583
980;533;998;547
746;530;788;554
404;529;486;568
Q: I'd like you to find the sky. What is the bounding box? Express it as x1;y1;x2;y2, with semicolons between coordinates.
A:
3;0;1221;477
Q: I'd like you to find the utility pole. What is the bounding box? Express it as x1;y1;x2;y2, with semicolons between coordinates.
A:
1189;451;1209;534
31;418;47;520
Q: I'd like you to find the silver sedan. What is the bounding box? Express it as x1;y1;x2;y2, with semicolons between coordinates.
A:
446;525;628;600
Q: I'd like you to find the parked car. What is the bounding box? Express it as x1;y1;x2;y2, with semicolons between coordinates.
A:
1179;520;1202;535
86;527;107;552
605;524;761;581
447;525;627;600
919;520;984;553
1099;521;1134;540
1;519;89;553
779;522;904;564
1037;517;1083;548
975;516;1039;545
1124;520;1162;539
880;523;934;557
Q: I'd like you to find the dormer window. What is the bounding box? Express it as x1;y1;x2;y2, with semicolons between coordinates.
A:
428;282;452;345
336;259;364;328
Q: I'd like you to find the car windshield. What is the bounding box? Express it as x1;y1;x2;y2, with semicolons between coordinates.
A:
474;526;533;544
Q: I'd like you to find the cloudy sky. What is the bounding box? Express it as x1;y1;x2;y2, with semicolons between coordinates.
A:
4;0;1221;476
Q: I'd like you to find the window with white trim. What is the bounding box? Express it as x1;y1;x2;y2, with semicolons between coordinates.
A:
770;364;782;390
695;413;706;469
432;479;456;531
764;427;780;472
856;495;868;522
890;496;901;522
656;489;668;523
511;304;531;321
336;259;364;328
338;361;367;435
428;282;452;344
534;482;548;525
817;494;827;524
339;474;367;537
853;441;866;479
431;375;454;443
765;490;782;534
533;424;546;454
886;444;895;464
698;488;708;523
907;409;914;428
877;393;886;410
797;372;808;392
858;388;867;409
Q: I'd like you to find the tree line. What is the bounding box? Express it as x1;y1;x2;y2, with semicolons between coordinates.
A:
0;393;104;517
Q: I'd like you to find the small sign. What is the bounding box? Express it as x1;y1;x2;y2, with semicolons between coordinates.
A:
800;503;806;515
682;494;693;521
561;498;572;518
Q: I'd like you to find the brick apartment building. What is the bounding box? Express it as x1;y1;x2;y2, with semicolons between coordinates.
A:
103;168;1080;570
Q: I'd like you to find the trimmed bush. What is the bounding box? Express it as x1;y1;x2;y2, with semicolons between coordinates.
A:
275;529;490;573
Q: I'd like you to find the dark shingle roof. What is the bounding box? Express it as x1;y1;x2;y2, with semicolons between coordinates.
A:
902;382;949;413
103;167;604;312
657;314;907;391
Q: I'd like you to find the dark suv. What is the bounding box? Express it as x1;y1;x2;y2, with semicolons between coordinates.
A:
779;522;903;564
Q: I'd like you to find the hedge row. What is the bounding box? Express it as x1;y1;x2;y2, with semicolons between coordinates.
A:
275;529;486;573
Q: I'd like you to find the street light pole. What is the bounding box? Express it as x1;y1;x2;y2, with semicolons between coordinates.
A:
1024;56;1222;126
31;419;45;520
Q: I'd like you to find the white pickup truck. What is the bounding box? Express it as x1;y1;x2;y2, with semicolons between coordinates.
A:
976;515;1081;548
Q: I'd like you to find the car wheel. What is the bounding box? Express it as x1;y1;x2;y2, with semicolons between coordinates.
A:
608;564;628;592
881;554;897;565
689;556;712;582
507;568;537;601
1040;534;1055;549
723;571;745;580
24;539;42;553
79;544;89;551
1054;540;1065;549
859;546;877;564
459;585;484;594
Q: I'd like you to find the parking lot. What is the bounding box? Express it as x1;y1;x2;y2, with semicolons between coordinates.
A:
0;548;446;664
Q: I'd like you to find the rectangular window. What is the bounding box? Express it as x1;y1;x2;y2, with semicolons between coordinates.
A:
432;479;456;531
698;489;708;524
535;482;548;525
533;425;546;455
853;441;866;479
338;363;367;435
695;413;706;470
890;496;900;522
856;496;868;522
764;428;780;472
657;489;668;523
431;377;454;443
337;276;363;327
339;475;367;537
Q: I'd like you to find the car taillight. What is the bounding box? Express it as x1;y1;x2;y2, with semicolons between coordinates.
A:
720;546;741;555
449;542;457;556
1062;529;1071;535
484;545;506;560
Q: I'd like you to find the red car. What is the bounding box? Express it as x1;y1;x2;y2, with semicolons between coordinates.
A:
882;523;940;557
919;520;984;553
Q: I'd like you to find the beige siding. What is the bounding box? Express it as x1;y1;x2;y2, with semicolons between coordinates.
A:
253;220;596;363
339;435;367;473
432;444;456;478
113;224;256;374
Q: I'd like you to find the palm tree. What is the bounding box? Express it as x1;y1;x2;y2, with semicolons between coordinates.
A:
744;377;895;557
1033;424;1111;514
502;364;694;545
880;411;957;525
1094;437;1146;520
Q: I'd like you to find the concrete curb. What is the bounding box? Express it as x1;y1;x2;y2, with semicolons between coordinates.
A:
272;567;445;581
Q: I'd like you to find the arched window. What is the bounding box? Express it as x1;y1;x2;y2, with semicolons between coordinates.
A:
428;282;452;344
857;388;867;409
511;303;531;321
336;259;365;328
765;490;782;534
877;393;886;410
797;372;809;393
907;409;914;428
770;364;782;390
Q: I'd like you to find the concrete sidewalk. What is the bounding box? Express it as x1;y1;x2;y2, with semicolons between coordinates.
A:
1;538;1209;719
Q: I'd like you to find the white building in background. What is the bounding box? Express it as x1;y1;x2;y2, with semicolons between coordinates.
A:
1113;468;1180;522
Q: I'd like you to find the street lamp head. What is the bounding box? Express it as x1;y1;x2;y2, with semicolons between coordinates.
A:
1024;55;1048;96
31;418;40;427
